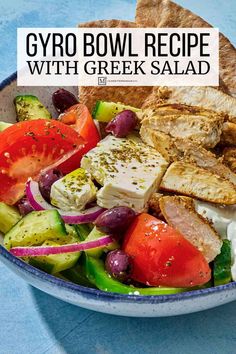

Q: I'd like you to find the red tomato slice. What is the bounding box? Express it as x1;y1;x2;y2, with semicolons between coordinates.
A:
0;119;85;205
59;103;100;173
60;103;100;174
123;213;211;288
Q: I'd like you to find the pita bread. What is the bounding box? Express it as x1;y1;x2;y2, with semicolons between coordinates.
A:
79;19;137;29
78;20;153;111
135;0;236;97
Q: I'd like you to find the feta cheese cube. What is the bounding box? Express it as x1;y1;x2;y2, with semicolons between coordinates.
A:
50;168;97;211
81;135;168;212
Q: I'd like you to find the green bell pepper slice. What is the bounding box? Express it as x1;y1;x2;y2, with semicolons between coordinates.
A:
85;256;188;295
213;239;232;286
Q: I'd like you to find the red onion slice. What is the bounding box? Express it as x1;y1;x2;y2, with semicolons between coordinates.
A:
26;180;104;224
10;235;113;257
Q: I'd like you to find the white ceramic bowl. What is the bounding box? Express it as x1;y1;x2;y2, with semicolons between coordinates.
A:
1;73;236;317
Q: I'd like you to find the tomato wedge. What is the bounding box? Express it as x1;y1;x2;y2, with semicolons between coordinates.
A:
123;213;211;288
0;119;85;205
59;103;100;173
60;103;100;147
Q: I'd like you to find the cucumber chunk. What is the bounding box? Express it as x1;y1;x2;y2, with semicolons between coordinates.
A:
29;240;80;274
85;226;118;257
4;210;67;250
213;239;232;286
65;224;79;240
28;224;81;274
74;224;92;241
14;95;51;122
61;256;95;287
92;101;140;123
0;202;21;234
0;122;13;132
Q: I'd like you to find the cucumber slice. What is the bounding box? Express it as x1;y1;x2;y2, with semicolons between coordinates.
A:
14;95;51;122
65;224;79;240
74;224;92;241
28;224;81;274
213;239;232;286
61;258;95;287
4;210;67;250
0;122;13;132
29;257;55;273
0;202;21;234
85;226;118;257
29;240;80;274
92;101;140;123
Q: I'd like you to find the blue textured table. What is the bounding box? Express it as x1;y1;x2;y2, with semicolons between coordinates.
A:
0;1;236;353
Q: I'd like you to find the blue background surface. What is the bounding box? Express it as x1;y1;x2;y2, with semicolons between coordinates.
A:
0;1;235;353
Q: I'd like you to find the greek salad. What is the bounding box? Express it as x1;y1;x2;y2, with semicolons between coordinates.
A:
0;89;233;295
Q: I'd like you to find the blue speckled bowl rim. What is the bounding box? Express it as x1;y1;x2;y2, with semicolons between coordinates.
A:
1;72;236;304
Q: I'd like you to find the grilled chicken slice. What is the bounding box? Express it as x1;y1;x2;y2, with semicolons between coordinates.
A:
138;103;225;120
140;124;236;184
142;86;236;123
160;162;236;204
174;139;236;186
159;196;222;262
141;112;223;149
140;125;179;161
223;147;236;173
221;122;236;145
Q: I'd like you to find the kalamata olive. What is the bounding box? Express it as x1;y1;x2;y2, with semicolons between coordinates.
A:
94;206;136;234
52;89;78;114
17;197;34;216
105;249;133;282
39;169;63;202
105;110;137;138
